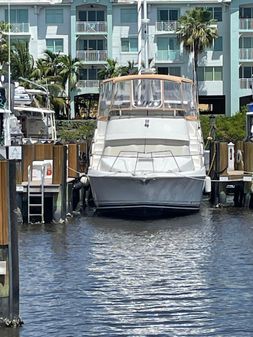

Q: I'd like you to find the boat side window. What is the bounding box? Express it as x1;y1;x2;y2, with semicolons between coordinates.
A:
99;81;112;116
132;79;161;108
111;81;131;110
182;82;196;116
164;81;182;112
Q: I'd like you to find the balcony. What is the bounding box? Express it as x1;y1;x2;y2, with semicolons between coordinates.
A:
239;18;253;30
9;23;30;34
76;50;107;62
76;80;100;89
239;48;253;60
76;21;107;34
240;78;253;89
156;21;178;33
156;50;181;62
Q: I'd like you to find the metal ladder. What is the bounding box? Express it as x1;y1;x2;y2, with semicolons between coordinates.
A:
27;164;46;224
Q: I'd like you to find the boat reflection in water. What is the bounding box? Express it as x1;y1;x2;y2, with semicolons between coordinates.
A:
88;74;206;214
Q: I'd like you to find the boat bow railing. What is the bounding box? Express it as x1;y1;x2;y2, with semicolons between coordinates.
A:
96;150;202;174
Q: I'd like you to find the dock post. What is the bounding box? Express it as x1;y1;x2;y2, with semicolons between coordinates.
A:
243;142;253;206
244;142;253;174
34;143;53;161
52;144;67;222
0;160;21;327
79;140;89;173
22;144;35;182
235;141;244;171
68;143;79;178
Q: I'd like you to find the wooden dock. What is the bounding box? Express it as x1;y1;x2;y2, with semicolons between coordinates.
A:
208;141;253;207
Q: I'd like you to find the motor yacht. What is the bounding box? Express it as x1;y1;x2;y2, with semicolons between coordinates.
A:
88;73;206;213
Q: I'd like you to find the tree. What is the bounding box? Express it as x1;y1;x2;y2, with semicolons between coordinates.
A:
0;22;11;72
119;61;138;76
176;8;218;94
57;55;83;93
10;42;34;80
30;51;68;118
98;58;120;80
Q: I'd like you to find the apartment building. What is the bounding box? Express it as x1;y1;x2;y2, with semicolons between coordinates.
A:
0;0;253;117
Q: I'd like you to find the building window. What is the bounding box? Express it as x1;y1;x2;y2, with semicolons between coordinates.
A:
45;9;63;24
239;7;253;19
157;37;179;51
5;9;28;23
239;37;253;48
79;68;99;80
213;37;223;51
120;8;137;23
198;67;223;81
206;7;222;22
78;10;105;21
157;9;179;21
78;39;106;50
207;36;223;51
157;66;181;76
121;38;138;52
239;66;253;78
46;39;64;53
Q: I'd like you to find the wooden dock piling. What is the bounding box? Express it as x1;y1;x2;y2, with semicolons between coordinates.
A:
22;144;35;182
68;143;79;178
244;142;253;173
52;144;67;222
34;143;53;161
0;159;21;326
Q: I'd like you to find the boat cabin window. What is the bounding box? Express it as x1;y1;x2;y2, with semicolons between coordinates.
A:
133;79;162;108
111;81;131;110
98;77;196;117
99;81;113;116
182;82;196;116
164;81;182;111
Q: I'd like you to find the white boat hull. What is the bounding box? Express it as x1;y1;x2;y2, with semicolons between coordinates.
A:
89;171;205;212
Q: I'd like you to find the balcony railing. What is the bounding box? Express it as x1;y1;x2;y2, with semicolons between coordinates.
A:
76;50;107;62
156;50;181;62
240;78;253;89
76;21;107;33
10;23;30;33
156;21;178;33
76;80;100;88
239;48;253;60
239;18;253;30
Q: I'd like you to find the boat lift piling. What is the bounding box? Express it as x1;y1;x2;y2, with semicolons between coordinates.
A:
0;159;22;327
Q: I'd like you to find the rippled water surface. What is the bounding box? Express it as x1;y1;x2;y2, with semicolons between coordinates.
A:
3;204;253;337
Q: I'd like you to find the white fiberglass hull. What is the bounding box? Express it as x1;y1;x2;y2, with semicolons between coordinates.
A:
88;171;205;212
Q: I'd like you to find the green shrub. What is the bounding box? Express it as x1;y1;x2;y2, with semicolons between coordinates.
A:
200;107;247;144
56;120;96;143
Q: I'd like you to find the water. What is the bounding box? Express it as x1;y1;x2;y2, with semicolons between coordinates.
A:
2;204;253;337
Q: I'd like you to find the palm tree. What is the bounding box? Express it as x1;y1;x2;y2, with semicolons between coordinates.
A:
176;8;218;92
10;42;34;80
0;22;11;70
98;58;120;80
119;61;138;76
56;55;84;119
42;50;61;77
57;55;83;93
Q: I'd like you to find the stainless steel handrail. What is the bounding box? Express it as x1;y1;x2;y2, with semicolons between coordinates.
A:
97;150;201;173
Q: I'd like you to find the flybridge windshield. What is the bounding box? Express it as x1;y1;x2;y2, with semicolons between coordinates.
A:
99;78;196;116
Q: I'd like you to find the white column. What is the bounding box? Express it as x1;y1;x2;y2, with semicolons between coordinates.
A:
227;142;235;171
137;0;142;74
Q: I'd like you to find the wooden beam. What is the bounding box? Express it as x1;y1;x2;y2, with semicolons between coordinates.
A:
0;161;9;246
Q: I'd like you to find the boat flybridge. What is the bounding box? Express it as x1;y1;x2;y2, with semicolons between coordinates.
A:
88;73;206;213
13;86;57;143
